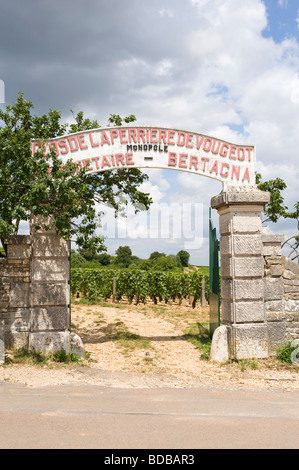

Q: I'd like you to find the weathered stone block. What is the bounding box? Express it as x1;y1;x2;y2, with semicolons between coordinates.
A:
235;301;265;323
221;279;233;300
32;234;69;257
30;306;69;331
4;330;29;350
283;256;299;275
232;324;269;359
232;212;262;234
265;300;284;312
234;235;262;255
222;300;265;324
29;331;84;358
264;278;283;301
0;327;4;364
268;321;286;355
234;257;264;278
6;243;31;260
221;300;233;322
285;299;299;314
220;235;232;255
234;279;264;300
210;325;229;362
9;283;30;308
32;282;69;306
220;257;232;278
31;259;69;282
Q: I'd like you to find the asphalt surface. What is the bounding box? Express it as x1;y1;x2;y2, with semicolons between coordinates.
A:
1;381;299;450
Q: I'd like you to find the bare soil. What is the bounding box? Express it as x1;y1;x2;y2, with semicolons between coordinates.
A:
1;299;299;391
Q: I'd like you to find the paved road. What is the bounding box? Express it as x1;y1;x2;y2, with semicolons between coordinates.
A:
0;381;299;450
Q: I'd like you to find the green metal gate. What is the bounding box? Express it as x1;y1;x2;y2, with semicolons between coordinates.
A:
209;207;220;336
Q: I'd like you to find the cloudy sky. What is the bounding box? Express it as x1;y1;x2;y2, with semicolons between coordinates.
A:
1;0;299;265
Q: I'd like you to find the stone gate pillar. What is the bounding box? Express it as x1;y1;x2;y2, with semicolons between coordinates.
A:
210;186;270;361
28;216;84;358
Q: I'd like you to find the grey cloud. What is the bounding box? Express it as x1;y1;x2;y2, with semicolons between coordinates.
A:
0;0;196;117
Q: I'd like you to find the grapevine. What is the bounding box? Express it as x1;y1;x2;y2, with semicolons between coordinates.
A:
71;268;210;308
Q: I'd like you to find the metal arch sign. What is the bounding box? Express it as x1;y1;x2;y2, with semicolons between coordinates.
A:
32;126;256;187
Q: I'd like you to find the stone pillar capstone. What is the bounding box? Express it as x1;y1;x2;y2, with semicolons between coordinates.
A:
210;186;270;361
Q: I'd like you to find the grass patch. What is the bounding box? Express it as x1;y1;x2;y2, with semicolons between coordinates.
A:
183;323;211;360
113;330;151;351
232;358;259;372
4;348;85;366
276;341;299;364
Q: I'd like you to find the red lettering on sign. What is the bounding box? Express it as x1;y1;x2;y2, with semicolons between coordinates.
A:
186;133;193;148
82;158;93;171
119;129;128;144
209;160;218;175
128;128;137;143
177;132;186;146
168;152;177;166
231;165;240;181
211;140;221;155
220;163;230;177
246;147;253;162
150;129;158;143
167;130;175;145
101;156;111;168
49;141;59;155
203;138;212;152
68;136;79;152
189;155;198;170
196;135;204;150
238;147;245;161
115;154;125;166
92;156;100;169
178;153;188;168
159;129;167;144
229;145;237;160
58;139;69;154
110;129;119;144
138;128;146;143
201;157;210;171
126;153;134;165
78;134;88;150
101;131;111;145
220;143;229;157
242;168;250;182
89;132;99;148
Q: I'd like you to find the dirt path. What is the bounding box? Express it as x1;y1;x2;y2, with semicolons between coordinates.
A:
1;301;299;391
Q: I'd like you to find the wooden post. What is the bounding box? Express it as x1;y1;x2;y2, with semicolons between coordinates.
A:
201;277;206;307
112;277;116;303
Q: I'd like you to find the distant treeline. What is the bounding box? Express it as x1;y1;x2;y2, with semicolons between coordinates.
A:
71;245;208;274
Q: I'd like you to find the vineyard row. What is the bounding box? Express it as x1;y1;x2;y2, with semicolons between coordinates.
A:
71;268;210;308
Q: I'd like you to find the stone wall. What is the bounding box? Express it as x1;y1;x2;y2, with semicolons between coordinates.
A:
263;234;299;354
0;236;31;351
0;230;84;361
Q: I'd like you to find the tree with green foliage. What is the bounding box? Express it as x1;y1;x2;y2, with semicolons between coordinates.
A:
176;250;190;267
114;245;133;268
0;92;152;255
256;173;299;261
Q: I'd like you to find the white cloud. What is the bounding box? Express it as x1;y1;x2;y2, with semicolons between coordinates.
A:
159;8;174;18
278;0;288;8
